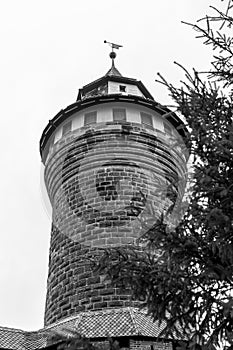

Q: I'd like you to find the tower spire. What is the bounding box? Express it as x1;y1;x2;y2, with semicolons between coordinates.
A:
104;40;123;77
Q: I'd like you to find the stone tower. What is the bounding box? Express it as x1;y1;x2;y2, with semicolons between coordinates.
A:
39;48;188;347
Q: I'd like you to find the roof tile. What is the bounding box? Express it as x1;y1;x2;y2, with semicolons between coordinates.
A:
0;308;184;349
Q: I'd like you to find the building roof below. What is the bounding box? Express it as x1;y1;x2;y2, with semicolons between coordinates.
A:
0;308;185;350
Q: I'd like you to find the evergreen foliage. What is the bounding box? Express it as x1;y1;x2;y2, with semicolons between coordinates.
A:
96;1;233;349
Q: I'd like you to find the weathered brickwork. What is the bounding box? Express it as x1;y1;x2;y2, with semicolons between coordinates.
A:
45;234;140;325
90;338;172;350
129;339;173;350
44;120;187;325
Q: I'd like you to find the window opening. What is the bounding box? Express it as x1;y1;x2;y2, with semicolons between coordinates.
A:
113;108;126;121
141;112;153;127
164;122;173;135
62;121;72;136
119;85;126;92
84;111;97;125
49;134;55;149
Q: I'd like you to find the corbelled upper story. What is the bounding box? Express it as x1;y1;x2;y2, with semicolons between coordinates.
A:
40;51;187;165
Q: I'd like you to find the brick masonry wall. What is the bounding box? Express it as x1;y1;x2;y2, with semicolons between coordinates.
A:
130;339;173;350
44;121;187;325
89;338;172;350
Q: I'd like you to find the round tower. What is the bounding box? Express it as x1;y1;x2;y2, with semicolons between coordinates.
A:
40;51;188;326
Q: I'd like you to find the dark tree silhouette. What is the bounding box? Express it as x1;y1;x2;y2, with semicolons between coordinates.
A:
96;1;233;349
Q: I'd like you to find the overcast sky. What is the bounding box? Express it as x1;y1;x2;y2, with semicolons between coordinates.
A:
0;0;224;331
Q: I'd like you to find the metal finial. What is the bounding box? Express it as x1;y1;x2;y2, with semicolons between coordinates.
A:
104;40;123;66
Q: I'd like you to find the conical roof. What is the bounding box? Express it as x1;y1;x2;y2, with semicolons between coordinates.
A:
105;62;122;77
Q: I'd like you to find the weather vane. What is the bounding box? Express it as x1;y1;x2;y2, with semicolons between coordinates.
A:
104;40;123;66
104;40;123;51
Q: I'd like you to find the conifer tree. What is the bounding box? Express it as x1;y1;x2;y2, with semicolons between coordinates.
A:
97;1;233;349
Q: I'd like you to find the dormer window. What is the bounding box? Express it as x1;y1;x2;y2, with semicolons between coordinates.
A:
119;85;126;92
113;108;126;121
62;121;72;136
84;111;97;125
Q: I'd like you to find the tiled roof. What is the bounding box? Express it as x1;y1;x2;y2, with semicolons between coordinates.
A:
0;327;25;349
75;308;166;338
0;308;180;350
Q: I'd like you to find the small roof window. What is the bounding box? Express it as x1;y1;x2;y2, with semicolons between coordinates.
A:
119;85;126;92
